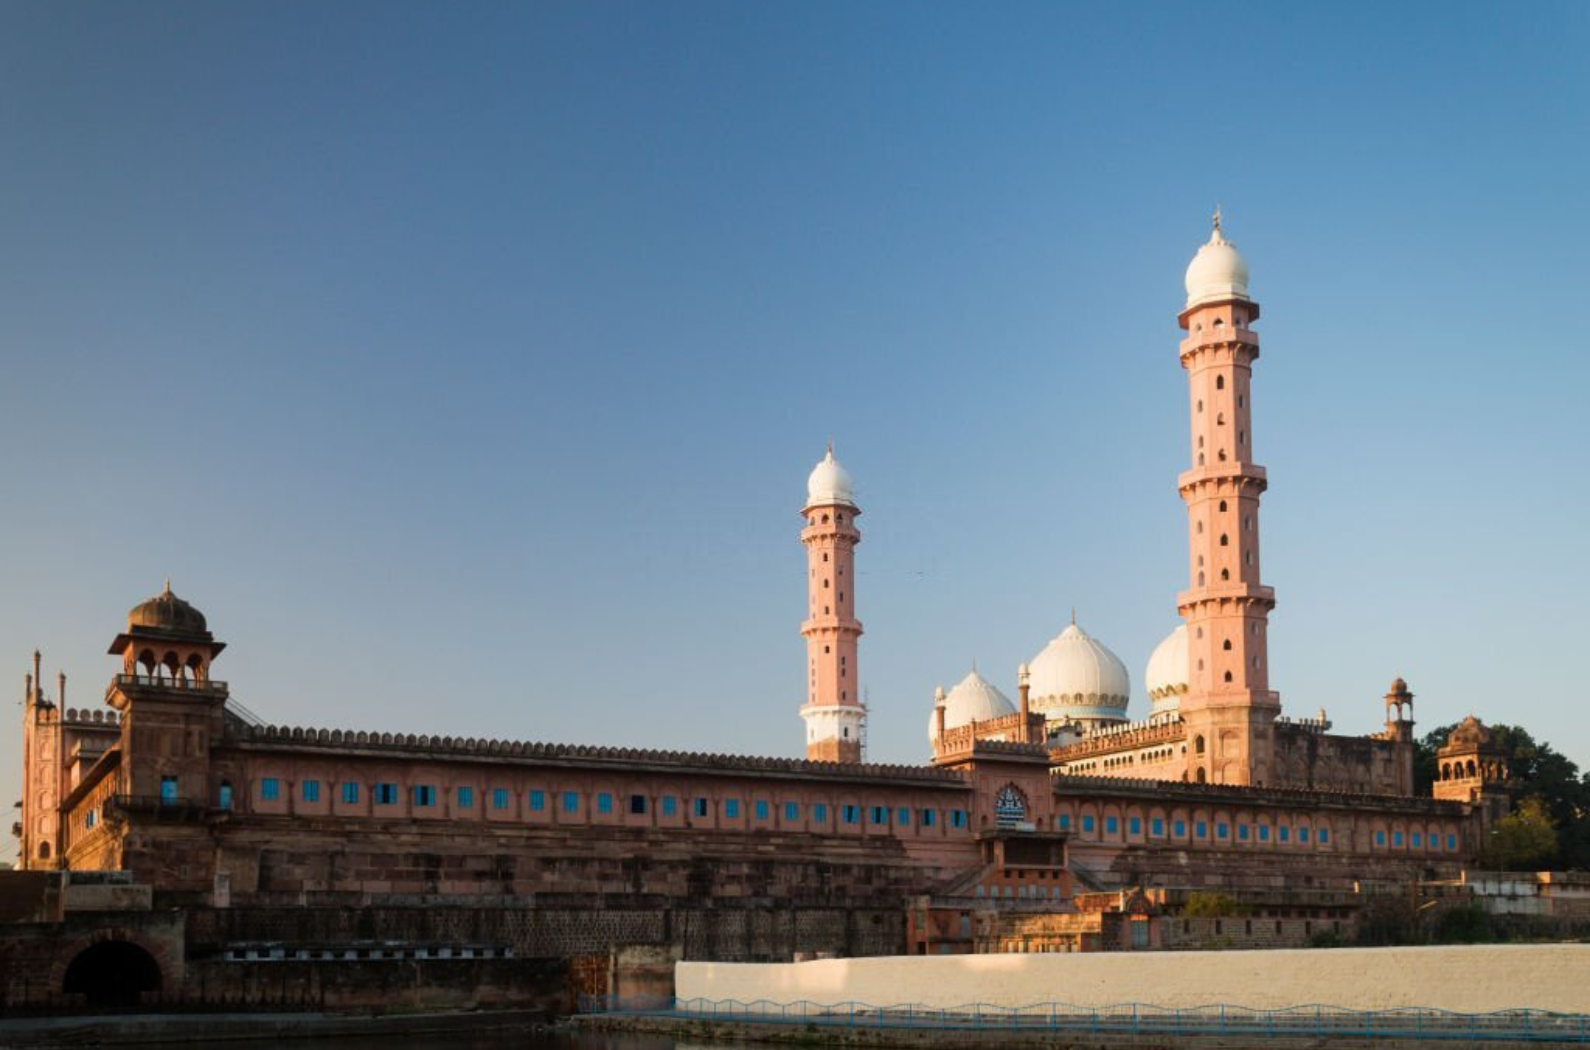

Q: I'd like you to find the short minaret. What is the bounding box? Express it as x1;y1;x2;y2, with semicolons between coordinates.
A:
1175;212;1280;786
799;445;866;763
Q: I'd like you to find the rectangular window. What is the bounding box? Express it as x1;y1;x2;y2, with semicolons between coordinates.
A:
813;803;828;823
921;808;937;828
1105;816;1119;835
1446;833;1456;851
630;794;647;815
1278;826;1290;843
219;783;233;809
562;791;579;814
841;804;860;825
161;775;180;803
897;807;910;826
869;806;887;825
784;802;799;822
1298;827;1310;843
1173;820;1186;837
950;809;968;829
1411;832;1422;848
755;800;770;820
1375;830;1386;846
342;782;359;804
725;799;741;819
1081;815;1096;833
532;789;548;812
1216;822;1229;839
597;792;613;815
1320;828;1331;845
456;786;474;809
493;788;510;810
413;785;436;807
1196;821;1208;839
661;796;677;817
693;797;709;818
1056;813;1069;831
1150;818;1163;837
261;777;280;802
1393;831;1404;847
302;779;320;803
1258;824;1270;842
1128;816;1142;835
375;783;398;805
1238;824;1251;842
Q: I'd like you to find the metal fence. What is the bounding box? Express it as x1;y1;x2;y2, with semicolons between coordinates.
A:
579;994;1590;1043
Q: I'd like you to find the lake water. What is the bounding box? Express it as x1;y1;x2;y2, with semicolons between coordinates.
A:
138;1030;687;1050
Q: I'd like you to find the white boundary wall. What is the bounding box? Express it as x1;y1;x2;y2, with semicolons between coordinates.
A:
679;945;1590;1014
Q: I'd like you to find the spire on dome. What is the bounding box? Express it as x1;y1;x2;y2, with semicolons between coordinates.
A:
1212;203;1223;235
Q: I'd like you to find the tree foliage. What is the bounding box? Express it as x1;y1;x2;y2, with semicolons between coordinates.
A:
1414;722;1590;870
1483;796;1559;871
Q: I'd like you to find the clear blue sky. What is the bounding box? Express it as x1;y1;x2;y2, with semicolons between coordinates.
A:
3;2;1587;857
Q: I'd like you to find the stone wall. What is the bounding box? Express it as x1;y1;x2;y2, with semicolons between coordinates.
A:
678;943;1590;1013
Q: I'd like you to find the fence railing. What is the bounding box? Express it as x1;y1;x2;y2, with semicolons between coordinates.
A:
578;995;1590;1043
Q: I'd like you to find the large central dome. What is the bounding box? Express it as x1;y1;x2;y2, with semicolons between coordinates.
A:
1026;620;1130;727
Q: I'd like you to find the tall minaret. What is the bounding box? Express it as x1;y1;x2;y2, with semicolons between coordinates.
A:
1175;211;1279;786
799;445;865;763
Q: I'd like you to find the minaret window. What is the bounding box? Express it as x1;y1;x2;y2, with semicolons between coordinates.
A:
1218;450;1227;461
1220;534;1229;546
823;553;829;562
1220;569;1230;581
1217;413;1225;425
1238;395;1245;408
1224;671;1233;682
1197;400;1203;413
1216;376;1225;390
1239;430;1246;446
1198;572;1205;585
1219;500;1228;512
1196;521;1203;533
1223;640;1232;651
823;579;829;588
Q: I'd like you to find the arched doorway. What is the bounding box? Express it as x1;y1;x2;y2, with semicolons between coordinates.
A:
62;939;162;1007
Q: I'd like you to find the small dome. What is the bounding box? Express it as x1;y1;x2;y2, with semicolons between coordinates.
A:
1145;624;1189;718
806;446;855;508
1184;219;1251;309
1446;715;1494;750
1026;620;1131;722
128;582;208;634
1389;676;1409;695
927;669;1016;740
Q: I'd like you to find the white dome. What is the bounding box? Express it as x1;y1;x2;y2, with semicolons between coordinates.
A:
1145;623;1189;718
928;670;1016;740
805;446;855;508
1184;220;1250;309
1026;621;1130;722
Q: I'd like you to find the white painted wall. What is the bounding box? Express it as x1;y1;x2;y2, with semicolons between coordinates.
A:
679;945;1590;1014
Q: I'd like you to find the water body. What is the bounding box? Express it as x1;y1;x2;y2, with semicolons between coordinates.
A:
138;1031;685;1050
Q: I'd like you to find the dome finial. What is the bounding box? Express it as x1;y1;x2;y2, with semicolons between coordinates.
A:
1070;606;1076;626
1212;203;1222;235
163;578;173;596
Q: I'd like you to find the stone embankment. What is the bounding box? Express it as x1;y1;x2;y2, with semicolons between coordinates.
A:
678;944;1590;1014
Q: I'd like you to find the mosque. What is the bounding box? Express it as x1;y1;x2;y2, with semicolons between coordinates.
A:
7;220;1516;985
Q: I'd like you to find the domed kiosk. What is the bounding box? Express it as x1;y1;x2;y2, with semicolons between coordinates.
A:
1025;616;1130;737
927;669;1017;742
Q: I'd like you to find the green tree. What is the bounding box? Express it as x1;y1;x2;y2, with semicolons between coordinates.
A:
1484;796;1559;871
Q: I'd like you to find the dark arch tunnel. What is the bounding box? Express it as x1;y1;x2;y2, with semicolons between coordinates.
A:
62;939;162;1007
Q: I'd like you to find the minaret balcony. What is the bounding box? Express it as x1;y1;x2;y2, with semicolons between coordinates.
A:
1178;463;1267;492
105;674;229;705
1180;327;1259;354
1176;582;1276;609
801;617;863;636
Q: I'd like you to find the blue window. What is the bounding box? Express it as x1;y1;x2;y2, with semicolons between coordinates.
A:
1446;834;1456;851
1320;828;1331;844
1217;822;1229;839
1238;824;1251;841
1258;825;1270;842
1105;816;1119;835
869;806;887;825
597;792;613;814
1196;821;1208;838
842;805;860;825
1393;831;1404;847
784;802;799;822
524;789;542;811
85;809;97;829
302;779;320;803
897;807;910;826
1151;818;1164;837
260;778;280;802
755;800;770;820
949;809;968;829
813;803;828;823
1298;827;1310;843
693;797;709;818
562;791;579;814
219;783;234;810
414;785;436;807
921;809;936;827
456;786;474;808
1375;830;1387;846
1173;820;1186;837
376;783;398;805
1057;813;1070;831
1411;832;1422;848
1128;816;1142;835
661;796;677;817
725;799;741;819
160;776;179;803
492;788;509;810
1081;815;1096;833
1278;826;1290;843
341;782;359;804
